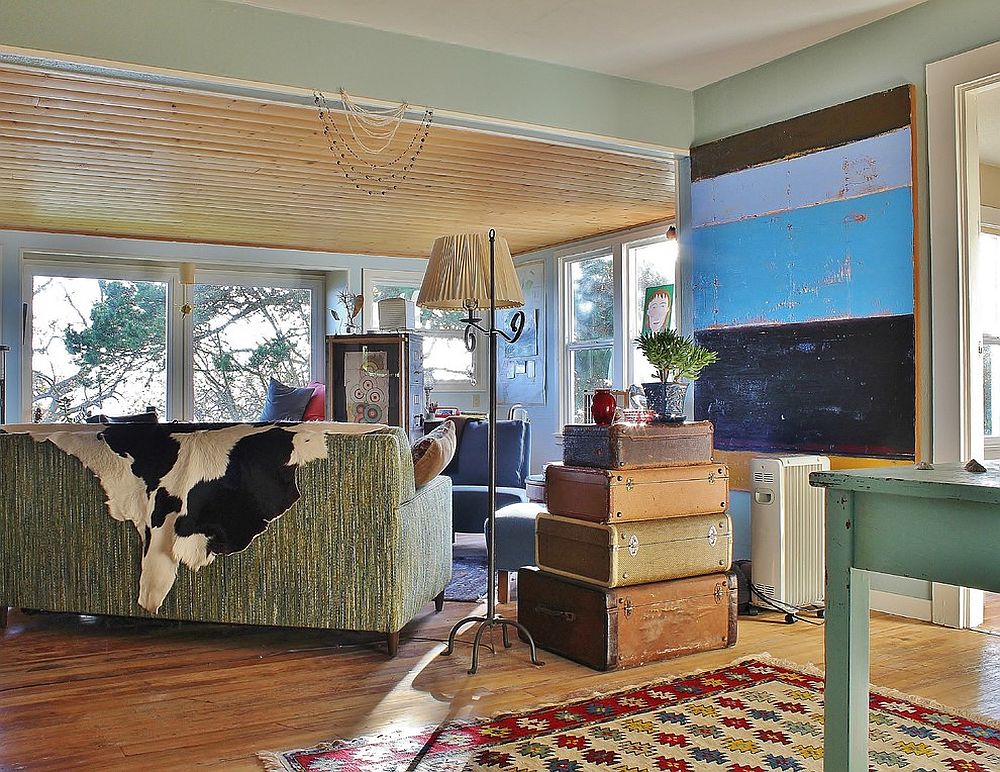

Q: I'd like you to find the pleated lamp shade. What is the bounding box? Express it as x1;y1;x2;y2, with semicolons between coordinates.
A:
417;232;524;310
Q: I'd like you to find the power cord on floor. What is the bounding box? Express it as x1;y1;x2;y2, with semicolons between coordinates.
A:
747;581;825;626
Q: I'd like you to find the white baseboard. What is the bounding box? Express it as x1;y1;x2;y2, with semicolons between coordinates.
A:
870;589;933;621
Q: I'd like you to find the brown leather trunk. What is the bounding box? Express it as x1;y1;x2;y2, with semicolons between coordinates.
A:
536;512;732;587
562;422;714;470
517;568;738;670
546;463;729;523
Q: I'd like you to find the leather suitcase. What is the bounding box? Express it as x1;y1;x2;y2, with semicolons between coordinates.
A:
535;511;732;587
562;421;714;469
517;567;738;670
546;463;729;523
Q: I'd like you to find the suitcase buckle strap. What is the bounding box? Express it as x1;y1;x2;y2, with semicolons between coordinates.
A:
535;605;576;623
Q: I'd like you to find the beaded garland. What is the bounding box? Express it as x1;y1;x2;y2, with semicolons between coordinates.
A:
314;89;434;197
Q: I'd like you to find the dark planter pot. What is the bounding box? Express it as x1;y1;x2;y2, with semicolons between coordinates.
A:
642;382;688;423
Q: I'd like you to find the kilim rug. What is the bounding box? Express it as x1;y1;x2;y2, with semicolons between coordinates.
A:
258;656;1000;771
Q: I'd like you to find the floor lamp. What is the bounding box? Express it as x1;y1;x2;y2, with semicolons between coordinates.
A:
417;229;544;674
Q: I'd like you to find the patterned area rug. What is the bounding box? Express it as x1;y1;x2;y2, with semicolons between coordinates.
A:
445;550;487;603
258;656;1000;771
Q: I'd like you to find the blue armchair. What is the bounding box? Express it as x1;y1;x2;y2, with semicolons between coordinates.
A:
442;419;531;534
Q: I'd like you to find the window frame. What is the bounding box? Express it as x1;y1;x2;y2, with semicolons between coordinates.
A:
361;267;483;391
558;248;617;426
180;268;325;421
556;223;679;429
22;252;326;422
981;211;1000;458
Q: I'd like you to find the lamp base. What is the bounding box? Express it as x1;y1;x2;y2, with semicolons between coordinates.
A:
441;612;544;674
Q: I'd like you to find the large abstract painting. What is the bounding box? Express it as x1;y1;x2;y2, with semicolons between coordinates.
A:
691;86;917;461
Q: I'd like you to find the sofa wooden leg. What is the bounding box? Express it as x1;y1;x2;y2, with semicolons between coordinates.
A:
434;590;445;613
497;571;510;604
386;631;400;657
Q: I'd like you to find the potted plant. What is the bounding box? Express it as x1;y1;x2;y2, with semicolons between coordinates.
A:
634;329;718;423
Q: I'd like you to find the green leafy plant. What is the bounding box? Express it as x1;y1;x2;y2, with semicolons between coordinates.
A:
634;329;718;383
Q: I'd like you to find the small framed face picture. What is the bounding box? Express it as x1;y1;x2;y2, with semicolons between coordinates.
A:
641;284;674;335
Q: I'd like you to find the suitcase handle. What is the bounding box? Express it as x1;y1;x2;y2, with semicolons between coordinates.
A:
534;605;576;623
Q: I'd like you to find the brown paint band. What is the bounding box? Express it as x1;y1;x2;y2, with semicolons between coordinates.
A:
692;84;914;181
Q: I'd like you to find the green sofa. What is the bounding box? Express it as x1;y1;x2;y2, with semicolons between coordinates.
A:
0;426;452;656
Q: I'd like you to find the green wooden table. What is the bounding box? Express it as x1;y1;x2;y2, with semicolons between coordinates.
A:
810;464;1000;770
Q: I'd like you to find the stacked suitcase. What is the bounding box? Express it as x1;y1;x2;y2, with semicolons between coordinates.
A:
518;421;738;670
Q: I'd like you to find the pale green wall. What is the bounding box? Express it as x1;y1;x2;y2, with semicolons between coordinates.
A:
694;0;1000;144
0;0;693;149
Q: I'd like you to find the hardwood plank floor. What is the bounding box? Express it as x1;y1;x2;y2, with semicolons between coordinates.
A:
2;596;1000;771
980;591;1000;632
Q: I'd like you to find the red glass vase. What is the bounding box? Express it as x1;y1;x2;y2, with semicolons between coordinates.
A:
591;389;617;426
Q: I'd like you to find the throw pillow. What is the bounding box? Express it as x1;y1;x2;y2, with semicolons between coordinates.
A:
302;381;327;421
412;420;457;488
259;378;315;422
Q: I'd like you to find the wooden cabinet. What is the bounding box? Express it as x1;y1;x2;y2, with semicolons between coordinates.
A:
326;333;425;442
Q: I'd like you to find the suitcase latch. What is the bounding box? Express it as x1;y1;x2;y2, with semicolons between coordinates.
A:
627;534;640;556
714;584;724;604
707;525;718;547
535;606;577;623
708;472;716;484
625;478;635;492
620;598;634;617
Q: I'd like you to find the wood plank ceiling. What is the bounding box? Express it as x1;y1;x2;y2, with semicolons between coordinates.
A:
0;64;677;257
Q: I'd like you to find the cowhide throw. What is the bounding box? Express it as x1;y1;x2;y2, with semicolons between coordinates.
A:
14;422;380;613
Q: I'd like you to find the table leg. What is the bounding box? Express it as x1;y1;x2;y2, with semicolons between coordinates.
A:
824;489;871;771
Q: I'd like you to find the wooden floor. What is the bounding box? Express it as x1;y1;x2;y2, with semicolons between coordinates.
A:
2;596;1000;771
981;591;1000;632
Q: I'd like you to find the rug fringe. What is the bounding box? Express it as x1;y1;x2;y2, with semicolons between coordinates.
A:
256;750;296;772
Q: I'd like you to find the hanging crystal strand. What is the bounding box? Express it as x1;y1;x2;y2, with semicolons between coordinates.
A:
314;90;433;196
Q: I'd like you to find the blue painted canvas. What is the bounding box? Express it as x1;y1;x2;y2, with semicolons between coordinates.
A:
690;98;916;460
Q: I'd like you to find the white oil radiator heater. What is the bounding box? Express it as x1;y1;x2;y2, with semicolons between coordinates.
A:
750;455;830;608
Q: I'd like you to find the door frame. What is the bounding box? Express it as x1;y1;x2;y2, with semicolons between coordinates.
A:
927;40;1000;628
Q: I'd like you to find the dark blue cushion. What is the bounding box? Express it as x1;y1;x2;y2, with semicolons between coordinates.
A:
444;419;530;488
259;378;315;422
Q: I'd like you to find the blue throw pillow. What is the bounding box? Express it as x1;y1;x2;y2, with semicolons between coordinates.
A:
260;379;315;422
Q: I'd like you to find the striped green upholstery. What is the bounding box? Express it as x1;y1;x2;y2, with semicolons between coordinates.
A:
0;426;452;634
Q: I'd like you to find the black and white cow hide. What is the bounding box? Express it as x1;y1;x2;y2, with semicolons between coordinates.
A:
23;422;376;613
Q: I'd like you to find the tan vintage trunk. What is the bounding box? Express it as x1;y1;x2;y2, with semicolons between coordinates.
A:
517;567;738;670
535;512;732;587
562;421;714;470
546;463;729;523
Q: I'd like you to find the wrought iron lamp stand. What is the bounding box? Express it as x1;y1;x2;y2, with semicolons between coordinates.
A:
440;230;544;674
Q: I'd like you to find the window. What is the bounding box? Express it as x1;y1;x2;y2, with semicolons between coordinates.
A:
627;237;679;385
363;269;479;388
25;257;323;422
981;227;1000;450
189;279;318;422
30;270;169;422
562;253;615;423
558;229;678;426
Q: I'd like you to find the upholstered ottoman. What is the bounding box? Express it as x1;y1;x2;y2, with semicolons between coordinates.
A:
490;502;545;603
